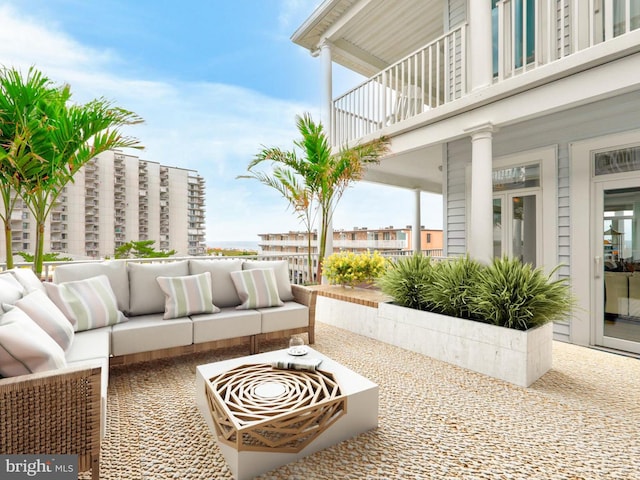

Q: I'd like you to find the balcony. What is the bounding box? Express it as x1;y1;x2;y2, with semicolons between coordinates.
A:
329;0;640;147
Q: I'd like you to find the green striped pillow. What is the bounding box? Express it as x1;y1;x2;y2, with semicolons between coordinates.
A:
44;275;127;332
156;272;220;319
230;268;284;309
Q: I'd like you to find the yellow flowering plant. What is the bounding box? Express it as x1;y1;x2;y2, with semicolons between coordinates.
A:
323;250;387;287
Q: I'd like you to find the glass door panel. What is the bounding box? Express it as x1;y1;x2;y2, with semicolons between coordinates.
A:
601;186;640;348
493;198;503;258
492;193;539;266
512;195;537;265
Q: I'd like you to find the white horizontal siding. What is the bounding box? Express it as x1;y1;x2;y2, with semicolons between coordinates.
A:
447;0;466;28
445;139;470;256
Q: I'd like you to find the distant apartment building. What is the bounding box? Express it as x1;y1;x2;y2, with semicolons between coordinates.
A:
0;150;206;261
258;226;443;255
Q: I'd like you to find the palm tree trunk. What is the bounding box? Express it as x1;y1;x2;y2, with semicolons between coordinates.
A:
317;212;328;281
4;222;13;269
34;220;45;278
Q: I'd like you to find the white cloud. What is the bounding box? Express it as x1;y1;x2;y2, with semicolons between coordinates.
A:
0;1;442;245
0;4;117;73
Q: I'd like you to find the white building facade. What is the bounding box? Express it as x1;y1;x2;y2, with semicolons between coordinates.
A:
293;0;640;355
0;150;207;261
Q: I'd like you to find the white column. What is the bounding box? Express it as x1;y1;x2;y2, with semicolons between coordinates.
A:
320;40;333;282
413;189;421;254
468;1;493;90
466;123;495;264
320;40;333;135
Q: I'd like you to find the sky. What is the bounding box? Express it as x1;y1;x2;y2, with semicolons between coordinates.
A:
0;0;443;245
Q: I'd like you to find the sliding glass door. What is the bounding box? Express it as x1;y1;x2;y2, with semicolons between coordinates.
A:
596;180;640;354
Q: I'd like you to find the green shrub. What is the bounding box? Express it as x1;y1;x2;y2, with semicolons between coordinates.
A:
470;256;574;330
376;254;435;310
323;250;387;287
424;255;483;319
378;254;573;330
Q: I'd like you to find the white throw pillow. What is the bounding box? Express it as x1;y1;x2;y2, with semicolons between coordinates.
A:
0;307;67;377
6;290;75;351
157;272;220;320
0;272;24;305
44;275;127;332
230;268;284;309
9;267;45;293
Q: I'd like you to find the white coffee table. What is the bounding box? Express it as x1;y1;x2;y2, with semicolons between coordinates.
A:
195;347;378;480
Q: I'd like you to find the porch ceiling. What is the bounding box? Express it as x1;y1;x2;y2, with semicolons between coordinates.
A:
292;0;444;77
363;143;443;194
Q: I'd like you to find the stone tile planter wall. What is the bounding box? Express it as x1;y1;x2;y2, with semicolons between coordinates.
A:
316;288;553;387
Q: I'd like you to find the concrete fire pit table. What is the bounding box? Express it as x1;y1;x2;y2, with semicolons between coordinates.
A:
195;347;378;480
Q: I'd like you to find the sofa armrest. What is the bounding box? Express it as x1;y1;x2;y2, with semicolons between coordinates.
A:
0;362;102;480
291;284;318;344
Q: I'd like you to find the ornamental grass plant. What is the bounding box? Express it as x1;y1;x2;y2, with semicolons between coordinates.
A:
471;257;574;330
423;255;483;319
377;254;573;330
375;254;435;310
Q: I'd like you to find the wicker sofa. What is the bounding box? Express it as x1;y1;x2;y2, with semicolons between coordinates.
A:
0;258;317;480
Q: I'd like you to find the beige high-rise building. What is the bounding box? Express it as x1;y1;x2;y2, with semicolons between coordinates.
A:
0;150;206;261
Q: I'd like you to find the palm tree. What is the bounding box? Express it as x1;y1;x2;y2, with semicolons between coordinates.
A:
0;67;58;268
0;66;143;275
239;150;318;283
243;113;389;281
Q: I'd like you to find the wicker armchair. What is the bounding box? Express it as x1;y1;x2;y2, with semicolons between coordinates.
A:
0;363;102;480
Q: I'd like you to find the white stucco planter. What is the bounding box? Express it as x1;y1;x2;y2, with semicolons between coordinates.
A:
376;303;552;387
316;295;552;387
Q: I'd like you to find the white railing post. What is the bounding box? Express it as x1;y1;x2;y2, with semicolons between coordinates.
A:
604;0;614;40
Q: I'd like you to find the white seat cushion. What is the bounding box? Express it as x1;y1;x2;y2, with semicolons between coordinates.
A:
111;314;193;356
258;302;309;333
66;328;112;362
191;308;261;343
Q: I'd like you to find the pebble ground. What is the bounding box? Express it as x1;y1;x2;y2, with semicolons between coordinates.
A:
82;322;640;480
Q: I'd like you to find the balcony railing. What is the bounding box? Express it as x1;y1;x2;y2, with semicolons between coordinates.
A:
2;252;448;285
332;24;466;147
331;0;640;146
259;238;409;249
